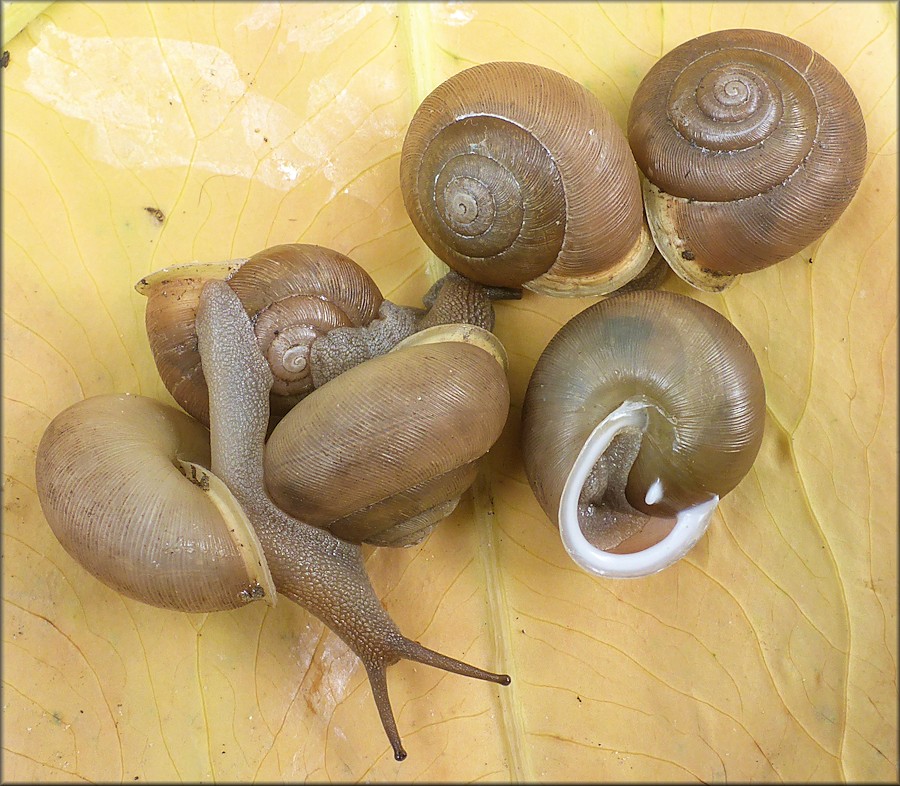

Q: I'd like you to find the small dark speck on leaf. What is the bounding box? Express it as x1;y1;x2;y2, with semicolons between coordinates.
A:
576;696;582;703
263;137;269;143
808;257;814;264
144;206;165;224
1;51;10;68
681;250;696;261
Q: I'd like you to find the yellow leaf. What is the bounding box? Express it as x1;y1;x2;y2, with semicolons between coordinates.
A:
3;2;896;781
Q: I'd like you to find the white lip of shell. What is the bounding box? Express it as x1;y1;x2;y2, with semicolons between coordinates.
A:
558;399;719;579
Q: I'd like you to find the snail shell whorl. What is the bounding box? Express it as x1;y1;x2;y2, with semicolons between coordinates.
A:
522;290;765;544
228;244;383;416
401;61;653;296
264;341;510;546
35;394;274;612
139;244;383;424
628;29;867;287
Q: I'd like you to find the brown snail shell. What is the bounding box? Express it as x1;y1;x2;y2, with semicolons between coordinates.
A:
522;290;765;576
35;394;275;611
400;61;655;297
628;29;867;291
137;243;384;426
264;332;510;547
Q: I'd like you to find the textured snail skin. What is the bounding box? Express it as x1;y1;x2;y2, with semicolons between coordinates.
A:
522;290;765;563
400;61;655;297
196;280;510;760
628;29;867;291
139;243;515;428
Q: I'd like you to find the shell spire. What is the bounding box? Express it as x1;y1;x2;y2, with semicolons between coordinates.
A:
401;61;655;297
628;29;867;290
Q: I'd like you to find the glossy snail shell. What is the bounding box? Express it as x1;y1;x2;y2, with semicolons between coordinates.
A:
137;243;383;425
35;394;275;611
400;61;655;297
264;335;510;547
628;29;867;291
522;290;765;576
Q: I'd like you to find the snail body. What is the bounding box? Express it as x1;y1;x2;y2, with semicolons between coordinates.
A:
36;281;511;761
400;61;655;297
522;290;765;577
138;243;516;428
628;29;867;291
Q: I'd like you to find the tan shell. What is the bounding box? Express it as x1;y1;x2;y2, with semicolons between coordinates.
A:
137;244;383;425
264;341;511;546
522;290;765;551
400;61;655;297
35;394;275;612
628;29;867;291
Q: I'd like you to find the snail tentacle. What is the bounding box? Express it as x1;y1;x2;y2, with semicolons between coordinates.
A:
196;280;510;761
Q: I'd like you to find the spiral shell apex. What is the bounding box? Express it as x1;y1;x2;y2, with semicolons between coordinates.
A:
138;244;383;426
401;61;655;297
628;28;867;291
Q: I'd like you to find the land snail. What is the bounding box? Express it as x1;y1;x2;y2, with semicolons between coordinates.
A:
522;290;766;578
36;280;513;761
136;242;519;428
628;28;867;292
400;61;659;298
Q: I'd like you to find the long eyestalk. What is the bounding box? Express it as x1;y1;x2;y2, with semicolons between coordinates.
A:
195;280;509;760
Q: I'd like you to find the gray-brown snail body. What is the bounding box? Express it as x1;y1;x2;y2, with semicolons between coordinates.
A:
400;61;656;297
137;242;518;428
522;290;765;577
36;280;512;761
628;29;867;291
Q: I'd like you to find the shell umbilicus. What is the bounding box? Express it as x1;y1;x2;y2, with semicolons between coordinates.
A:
628;29;867;291
36;280;512;761
522;290;765;577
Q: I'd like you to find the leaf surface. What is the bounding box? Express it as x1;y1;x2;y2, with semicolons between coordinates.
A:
2;2;896;781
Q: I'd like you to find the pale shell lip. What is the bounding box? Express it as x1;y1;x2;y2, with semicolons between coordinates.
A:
391;323;509;371
558;399;718;579
525;219;656;298
134;258;249;295
640;177;737;293
176;459;277;606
